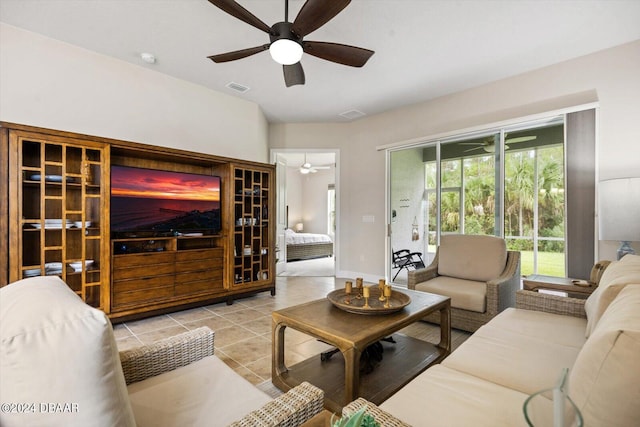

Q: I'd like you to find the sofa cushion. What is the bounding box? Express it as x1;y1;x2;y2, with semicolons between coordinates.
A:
414;276;486;312
127;354;272;426
484;307;587;349
584;254;640;337
437;234;507;282
0;276;136;427
442;319;581;395
380;365;530;427
569;285;640;427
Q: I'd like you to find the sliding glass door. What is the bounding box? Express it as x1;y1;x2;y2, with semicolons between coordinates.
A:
389;118;566;284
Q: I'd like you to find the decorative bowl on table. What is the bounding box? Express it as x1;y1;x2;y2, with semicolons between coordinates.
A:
327;286;411;315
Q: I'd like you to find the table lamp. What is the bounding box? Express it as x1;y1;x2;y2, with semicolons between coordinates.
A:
598;177;640;260
295;222;304;233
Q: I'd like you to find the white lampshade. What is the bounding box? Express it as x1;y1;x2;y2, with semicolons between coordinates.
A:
269;39;303;65
295;222;304;232
598;177;640;258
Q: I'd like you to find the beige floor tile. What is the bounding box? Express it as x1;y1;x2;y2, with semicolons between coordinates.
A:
244;355;272;380
167;307;215;324
182;315;234;333
112;323;132;339
222;335;271;365
203;301;250;315
125;315;180;335
239;316;272;335
116;335;143;351
222;308;267;325
214;324;260;348
136;325;189;345
233;365;265;386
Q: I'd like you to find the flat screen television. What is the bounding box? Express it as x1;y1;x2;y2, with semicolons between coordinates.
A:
110;165;221;238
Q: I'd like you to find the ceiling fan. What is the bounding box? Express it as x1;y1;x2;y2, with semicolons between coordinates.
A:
461;134;537;153
207;0;375;87
300;154;330;174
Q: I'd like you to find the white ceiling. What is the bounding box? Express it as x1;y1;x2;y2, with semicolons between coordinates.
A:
1;1;639;124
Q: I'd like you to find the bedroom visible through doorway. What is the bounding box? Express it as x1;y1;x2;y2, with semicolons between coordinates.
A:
271;150;337;277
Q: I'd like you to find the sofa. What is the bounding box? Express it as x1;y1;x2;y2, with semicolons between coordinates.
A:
343;254;640;426
408;234;521;332
0;276;324;427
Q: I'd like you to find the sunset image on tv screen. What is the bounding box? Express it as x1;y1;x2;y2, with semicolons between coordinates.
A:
110;166;221;234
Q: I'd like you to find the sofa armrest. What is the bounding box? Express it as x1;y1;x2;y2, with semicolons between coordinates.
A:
119;327;214;385
515;290;587;318
485;250;521;315
228;382;324;427
342;398;410;427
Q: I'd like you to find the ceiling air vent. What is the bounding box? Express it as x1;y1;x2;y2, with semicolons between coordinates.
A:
226;82;250;93
339;109;366;120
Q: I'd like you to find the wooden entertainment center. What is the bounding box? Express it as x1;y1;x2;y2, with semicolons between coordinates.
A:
0;122;275;321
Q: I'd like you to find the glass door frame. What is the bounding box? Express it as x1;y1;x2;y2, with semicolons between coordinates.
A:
385;115;566;283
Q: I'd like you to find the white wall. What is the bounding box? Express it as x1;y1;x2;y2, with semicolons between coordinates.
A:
286;167;334;235
270;40;640;278
285;167;303;228
0;24;269;162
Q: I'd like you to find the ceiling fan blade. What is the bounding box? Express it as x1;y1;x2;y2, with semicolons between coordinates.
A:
505;136;537;144
208;44;269;63
464;146;485;153
459;142;483;146
283;62;305;87
208;0;271;33
303;41;374;67
291;0;351;37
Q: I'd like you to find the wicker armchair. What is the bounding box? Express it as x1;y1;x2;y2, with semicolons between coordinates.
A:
121;327;324;427
408;235;520;332
0;276;323;427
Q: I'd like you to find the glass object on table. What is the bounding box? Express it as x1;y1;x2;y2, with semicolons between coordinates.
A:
523;368;583;427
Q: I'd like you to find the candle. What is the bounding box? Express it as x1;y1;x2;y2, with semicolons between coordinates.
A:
378;279;386;301
345;281;352;294
363;286;370;298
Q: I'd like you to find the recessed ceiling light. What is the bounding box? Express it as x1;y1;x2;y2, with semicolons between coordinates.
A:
140;52;156;64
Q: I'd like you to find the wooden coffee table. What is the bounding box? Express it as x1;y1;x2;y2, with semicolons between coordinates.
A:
272;287;451;412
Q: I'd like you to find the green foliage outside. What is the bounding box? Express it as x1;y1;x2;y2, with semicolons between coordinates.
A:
519;250;565;277
426;144;566;271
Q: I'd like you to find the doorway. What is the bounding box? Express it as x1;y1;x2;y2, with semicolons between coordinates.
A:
270;149;339;277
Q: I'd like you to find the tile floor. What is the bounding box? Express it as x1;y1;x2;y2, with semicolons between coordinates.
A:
114;276;470;391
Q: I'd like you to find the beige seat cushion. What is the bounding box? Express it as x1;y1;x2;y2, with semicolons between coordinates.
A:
485;307;587;349
570;285;640;427
414;276;486;312
442;322;581;395
437;234;507;282
128;354;272;426
0;276;136;427
584;254;640;336
380;364;529;427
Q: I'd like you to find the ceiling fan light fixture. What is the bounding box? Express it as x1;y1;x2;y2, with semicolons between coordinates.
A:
269;39;303;65
299;166;311;174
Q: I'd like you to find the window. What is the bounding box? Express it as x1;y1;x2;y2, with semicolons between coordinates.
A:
389;116;576;281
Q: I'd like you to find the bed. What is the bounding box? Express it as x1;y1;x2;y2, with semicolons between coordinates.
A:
285;228;333;261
